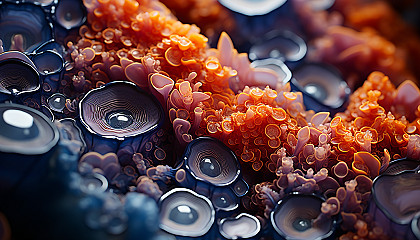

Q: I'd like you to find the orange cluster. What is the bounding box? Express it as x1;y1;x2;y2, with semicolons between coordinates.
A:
64;0;254;122
60;2;420;239
65;0;305;170
196;86;304;172
65;0;214;97
330;72;420;177
247;148;331;217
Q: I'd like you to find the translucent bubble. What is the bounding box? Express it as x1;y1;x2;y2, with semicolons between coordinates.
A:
169;205;198;225
292;218;311;232
199;157;222;177
106;110;134;129
47;93;66;112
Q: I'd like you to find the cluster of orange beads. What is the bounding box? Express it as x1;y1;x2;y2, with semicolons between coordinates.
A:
197;86;302;172
245;71;420;237
332;71;420;178
65;0;211;94
66;0;420;178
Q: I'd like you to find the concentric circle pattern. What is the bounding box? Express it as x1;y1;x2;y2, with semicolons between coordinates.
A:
185;137;240;186
0;2;52;52
80;81;163;140
271;194;334;240
0;59;39;95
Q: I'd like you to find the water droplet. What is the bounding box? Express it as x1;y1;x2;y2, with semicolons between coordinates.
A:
214;196;230;208
65;12;72;21
199;157;222;177
3;109;33;129
106;110;134;129
169;205;198;225
304;83;327;102
48;94;66;112
292;218;311;232
233;179;248;196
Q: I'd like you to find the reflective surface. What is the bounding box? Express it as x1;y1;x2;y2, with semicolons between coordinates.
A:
31;50;64;75
0;0;419;240
47;93;66;112
168;205;199;225
199;157;222;178
218;0;287;16
0;103;58;154
219;213;261;239
372;171;420;224
53;0;86;29
183;137;240;186
292;63;350;108
0;58;39;96
271;194;335;240
79;81;163;140
0;2;52;52
159;188;215;237
249;30;307;63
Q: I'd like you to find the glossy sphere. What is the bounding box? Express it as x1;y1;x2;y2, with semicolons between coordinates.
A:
168;205;199;225
0;103;58;154
47;93;66;112
184;137;240;186
106;110;134;130
159;188;214;237
54;0;86;29
199;157;222;178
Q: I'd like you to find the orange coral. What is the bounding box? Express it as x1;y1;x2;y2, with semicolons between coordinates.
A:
194;83;312;174
67;0;420;184
333;72;420;168
66;0;211;94
66;0;310;174
60;2;420;239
